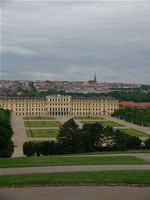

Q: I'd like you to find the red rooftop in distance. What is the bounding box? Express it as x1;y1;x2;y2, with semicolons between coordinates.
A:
120;101;150;108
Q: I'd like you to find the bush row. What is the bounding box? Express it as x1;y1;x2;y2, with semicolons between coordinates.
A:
112;107;150;127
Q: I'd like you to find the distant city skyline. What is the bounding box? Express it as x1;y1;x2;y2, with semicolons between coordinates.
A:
1;0;150;84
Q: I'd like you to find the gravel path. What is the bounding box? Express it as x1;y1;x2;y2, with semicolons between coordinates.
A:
1;186;150;200
1;164;150;175
11;116;27;157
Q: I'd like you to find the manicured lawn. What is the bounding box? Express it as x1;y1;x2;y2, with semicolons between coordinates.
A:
121;129;150;137
1;170;150;186
0;156;149;168
80;121;125;127
26;129;59;138
24;121;62;127
23;117;56;120
73;116;104;120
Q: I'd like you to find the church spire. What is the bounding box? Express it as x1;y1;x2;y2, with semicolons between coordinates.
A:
94;73;97;82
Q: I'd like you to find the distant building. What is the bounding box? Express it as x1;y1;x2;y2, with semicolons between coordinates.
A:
0;95;119;116
120;101;150;108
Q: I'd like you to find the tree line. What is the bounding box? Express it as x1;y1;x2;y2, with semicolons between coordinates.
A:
112;107;150;127
7;89;150;103
0;108;14;157
23;119;150;157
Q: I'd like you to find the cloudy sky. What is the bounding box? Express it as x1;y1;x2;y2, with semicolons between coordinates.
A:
1;0;150;83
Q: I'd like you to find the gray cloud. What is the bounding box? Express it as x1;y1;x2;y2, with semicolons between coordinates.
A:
1;1;150;83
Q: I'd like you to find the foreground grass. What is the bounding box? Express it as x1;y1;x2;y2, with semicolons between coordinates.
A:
121;129;150;137
73;116;104;120
24;121;62;127
26;129;59;138
80;121;125;127
23;117;56;120
1;170;150;186
0;156;149;168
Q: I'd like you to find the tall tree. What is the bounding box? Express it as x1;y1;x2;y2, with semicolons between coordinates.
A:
57;119;85;154
0;108;14;157
82;122;104;152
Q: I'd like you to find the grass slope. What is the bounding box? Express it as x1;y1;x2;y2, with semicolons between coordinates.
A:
0;156;149;168
24;121;62;127
80;121;125;127
121;129;150;137
26;129;59;138
1;170;150;186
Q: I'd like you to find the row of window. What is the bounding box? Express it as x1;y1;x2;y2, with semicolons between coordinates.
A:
49;103;69;106
15;111;110;116
72;112;109;115
72;103;117;106
15;108;46;111
72;108;114;111
49;98;70;102
49;108;69;111
16;112;42;116
1;103;117;107
0;103;46;107
14;108;114;112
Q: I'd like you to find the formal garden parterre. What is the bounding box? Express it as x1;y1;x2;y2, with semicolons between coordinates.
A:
24;121;62;127
80;120;125;127
26;129;59;138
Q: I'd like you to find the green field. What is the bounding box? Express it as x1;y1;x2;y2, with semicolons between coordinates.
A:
80;120;125;127
23;117;56;120
121;129;150;137
24;121;62;127
73;116;104;120
1;170;150;186
26;129;59;137
0;156;149;168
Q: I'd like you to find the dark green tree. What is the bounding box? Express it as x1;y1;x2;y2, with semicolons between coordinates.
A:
82;122;104;152
57;119;85;154
126;136;141;150
113;129;129;150
0;108;14;157
40;141;50;156
103;126;115;150
144;137;150;149
23;142;36;157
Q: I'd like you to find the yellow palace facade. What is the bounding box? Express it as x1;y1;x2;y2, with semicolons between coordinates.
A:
0;95;119;116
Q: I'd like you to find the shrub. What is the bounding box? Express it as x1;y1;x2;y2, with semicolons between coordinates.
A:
144;137;150;149
23;142;36;157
